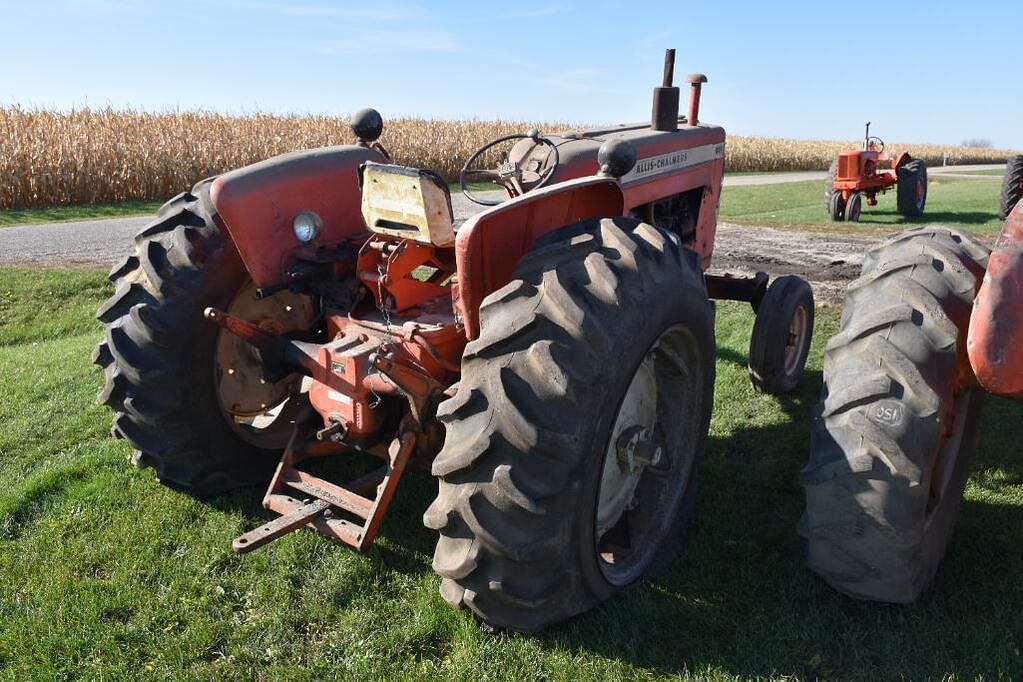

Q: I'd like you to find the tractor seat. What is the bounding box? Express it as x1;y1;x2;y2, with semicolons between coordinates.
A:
360;162;455;247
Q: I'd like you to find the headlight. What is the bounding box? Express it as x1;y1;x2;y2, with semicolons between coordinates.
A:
293;211;322;243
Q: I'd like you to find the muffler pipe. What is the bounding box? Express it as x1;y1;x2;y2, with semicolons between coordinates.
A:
651;49;680;132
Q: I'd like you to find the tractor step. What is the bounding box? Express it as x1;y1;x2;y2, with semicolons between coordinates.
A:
231;430;416;553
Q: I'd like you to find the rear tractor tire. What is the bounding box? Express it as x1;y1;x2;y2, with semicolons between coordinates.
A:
748;275;814;395
999;155;1023;220
93;180;314;496
425;216;716;632
896;158;928;218
800;227;989;602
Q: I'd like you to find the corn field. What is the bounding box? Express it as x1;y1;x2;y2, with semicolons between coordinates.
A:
1;106;1017;209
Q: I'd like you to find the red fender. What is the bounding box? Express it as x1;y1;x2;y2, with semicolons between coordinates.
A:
453;176;625;339
211;145;386;287
968;201;1023;399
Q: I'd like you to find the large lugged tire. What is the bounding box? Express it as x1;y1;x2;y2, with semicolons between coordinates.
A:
999;155;1023;220
800;227;990;602
425;217;716;632
93;181;292;496
896;158;928;217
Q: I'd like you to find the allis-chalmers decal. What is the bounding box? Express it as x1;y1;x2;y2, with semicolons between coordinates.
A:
621;142;725;184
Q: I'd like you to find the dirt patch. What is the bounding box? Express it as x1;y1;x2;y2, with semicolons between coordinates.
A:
708;222;881;307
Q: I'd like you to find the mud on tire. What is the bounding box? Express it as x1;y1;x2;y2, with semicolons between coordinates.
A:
425;216;716;632
93;180;281;496
800;226;989;602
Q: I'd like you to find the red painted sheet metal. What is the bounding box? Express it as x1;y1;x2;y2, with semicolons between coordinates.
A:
211;145;386;287
968;202;1023;400
453;176;625;339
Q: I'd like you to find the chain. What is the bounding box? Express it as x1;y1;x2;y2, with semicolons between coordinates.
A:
376;261;392;332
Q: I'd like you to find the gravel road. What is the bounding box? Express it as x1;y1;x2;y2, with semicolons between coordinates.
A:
2;164;1003;305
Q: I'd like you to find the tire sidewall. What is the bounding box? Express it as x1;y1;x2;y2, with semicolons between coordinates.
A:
750;276;814;394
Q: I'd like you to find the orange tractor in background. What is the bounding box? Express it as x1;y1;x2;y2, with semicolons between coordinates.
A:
825;122;928;222
94;50;816;633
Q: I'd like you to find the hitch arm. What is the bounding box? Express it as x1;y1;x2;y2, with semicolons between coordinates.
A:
204;307;321;378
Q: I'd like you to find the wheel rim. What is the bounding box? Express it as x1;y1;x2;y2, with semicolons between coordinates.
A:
595;323;704;586
213;281;316;449
916;178;926;211
783;304;810;376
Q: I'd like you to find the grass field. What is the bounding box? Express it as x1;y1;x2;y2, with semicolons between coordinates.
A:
719;176;1005;234
0;201;163;228
954;168;1008;176
1;267;1021;679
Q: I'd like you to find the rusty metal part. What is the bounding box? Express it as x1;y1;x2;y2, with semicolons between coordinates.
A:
214;281;316;418
205;307;321;376
233;499;331;553
365;352;444;424
705;272;769;311
686;74;708;126
233;421;418;553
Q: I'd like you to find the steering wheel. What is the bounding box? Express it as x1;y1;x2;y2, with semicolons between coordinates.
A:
460;130;560;206
866;136;885;152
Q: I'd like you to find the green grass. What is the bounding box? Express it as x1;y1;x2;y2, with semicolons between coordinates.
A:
951;168;1006;176
0;202;163;228
1;267;1022;679
720;177;1005;234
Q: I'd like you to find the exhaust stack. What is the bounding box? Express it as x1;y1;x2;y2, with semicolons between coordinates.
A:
687;74;708;127
651;49;680;132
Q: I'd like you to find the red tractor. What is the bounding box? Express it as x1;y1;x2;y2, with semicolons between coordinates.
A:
825;123;928;222
802;198;1023;602
94;51;816;632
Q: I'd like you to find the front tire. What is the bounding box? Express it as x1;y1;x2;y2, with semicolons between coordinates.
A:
425;217;716;632
748;275;814;395
800;227;989;602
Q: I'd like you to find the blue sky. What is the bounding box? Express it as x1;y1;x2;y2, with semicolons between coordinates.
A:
4;0;1022;148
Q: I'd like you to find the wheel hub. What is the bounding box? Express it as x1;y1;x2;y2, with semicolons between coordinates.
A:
213;281;316;447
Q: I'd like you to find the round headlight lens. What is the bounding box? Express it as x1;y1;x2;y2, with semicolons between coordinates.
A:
293;211;322;243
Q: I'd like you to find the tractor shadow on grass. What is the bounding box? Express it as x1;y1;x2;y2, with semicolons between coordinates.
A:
532;345;1023;679
200;342;1023;678
857;209;1000;227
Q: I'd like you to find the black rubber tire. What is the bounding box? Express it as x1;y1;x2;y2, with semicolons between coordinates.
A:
93;180;281;496
844;192;862;222
998;155;1023;220
800;226;990;602
424;216;716;632
748;275;814;394
896;158;928;217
